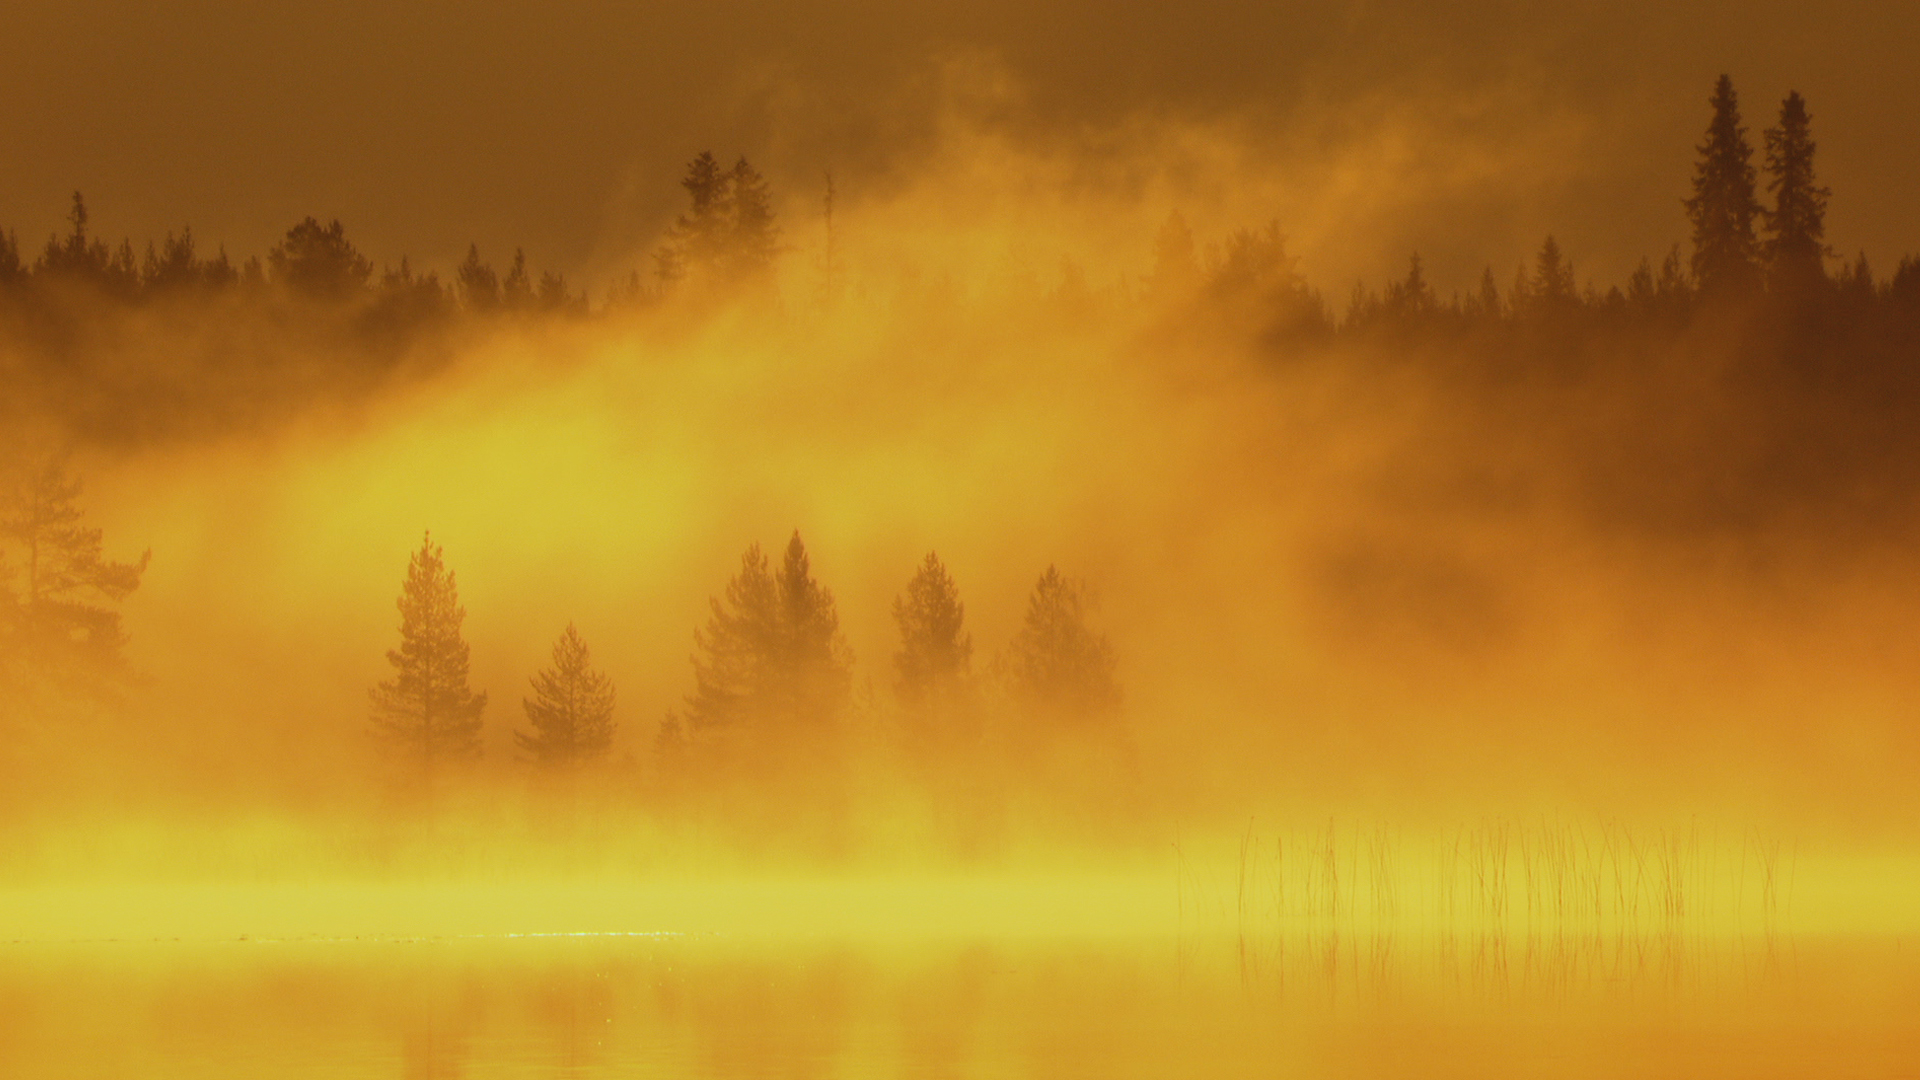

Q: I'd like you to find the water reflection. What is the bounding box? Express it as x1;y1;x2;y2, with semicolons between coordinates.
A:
0;930;1912;1078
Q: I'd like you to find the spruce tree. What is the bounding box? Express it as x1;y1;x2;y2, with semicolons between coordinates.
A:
456;244;500;311
1762;90;1831;290
501;249;533;310
37;192;113;283
1532;236;1577;309
893;552;972;709
0;229;22;287
1383;253;1435;319
1002;566;1119;720
1468;267;1501;320
770;531;849;730
657;152;731;286
1145;211;1200;297
726;157;779;280
370;533;487;778
679;541;779;742
516;623;616;768
1684;75;1762;296
268;217;372;300
676;532;850;752
0;457;148;670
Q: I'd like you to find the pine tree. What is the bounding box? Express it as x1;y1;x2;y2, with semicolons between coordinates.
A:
1383;253;1435;318
456;244;500;311
516;623;616;768
141;227;208;294
268;217;372;300
1145;211;1200;297
893;552;972;709
501;248;532;310
1684;75;1762;296
1627;258;1657;307
370;533;487;778
37;192;113;283
1531;235;1577;309
1762;90;1831;290
1467;267;1501;319
657;152;731;286
726;157;779;280
0;457;148;670
770;531;849;730
675;532;850;753
679;541;779;742
1002;566;1119;720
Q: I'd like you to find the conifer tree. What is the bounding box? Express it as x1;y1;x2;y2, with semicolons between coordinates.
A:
1383;253;1435;318
516;623;616;768
0;229;20;286
1467;267;1501;319
726;157;779;280
1657;245;1693;304
657;152;731;286
269;217;372;300
456;244;500;311
1762;90;1831;289
1508;262;1534;314
1002;566;1119;720
1531;236;1577;309
370;533;487;777
1145;211;1200;297
501;249;533;309
141;227;207;293
0;457;148;669
1684;75;1762;296
1627;258;1658;306
770;531;849;729
677;541;778;743
893;552;972;709
675;532;850;751
37;192;113;283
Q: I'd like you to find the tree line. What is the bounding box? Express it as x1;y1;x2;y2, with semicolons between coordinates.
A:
1145;77;1916;340
368;532;1121;797
7;81;1920;454
8;78;1912;344
0;153;782;319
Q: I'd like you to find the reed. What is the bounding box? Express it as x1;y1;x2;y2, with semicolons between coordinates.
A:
1199;816;1787;943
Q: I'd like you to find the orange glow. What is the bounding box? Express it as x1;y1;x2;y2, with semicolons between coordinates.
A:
3;10;1920;1075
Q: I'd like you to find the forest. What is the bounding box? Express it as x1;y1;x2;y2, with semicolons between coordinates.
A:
3;76;1919;858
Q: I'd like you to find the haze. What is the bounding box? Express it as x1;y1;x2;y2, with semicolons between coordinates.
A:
2;0;1918;949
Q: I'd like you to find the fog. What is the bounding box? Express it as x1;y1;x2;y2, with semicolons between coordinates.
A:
0;51;1917;924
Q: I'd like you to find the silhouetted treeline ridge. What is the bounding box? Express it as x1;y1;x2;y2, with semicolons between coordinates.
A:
4;80;1920;519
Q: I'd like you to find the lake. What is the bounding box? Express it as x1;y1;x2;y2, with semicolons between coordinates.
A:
2;878;1915;1078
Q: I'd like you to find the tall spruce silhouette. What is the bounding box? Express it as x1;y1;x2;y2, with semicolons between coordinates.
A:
269;217;372;300
456;244;501;311
1532;236;1577;309
0;457;148;670
656;152;730;285
1763;90;1831;290
1002;566;1119;720
726;157;779;280
655;153;779;288
669;532;850;755
893;552;973;710
370;533;487;780
1684;75;1762;296
516;623;616;768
